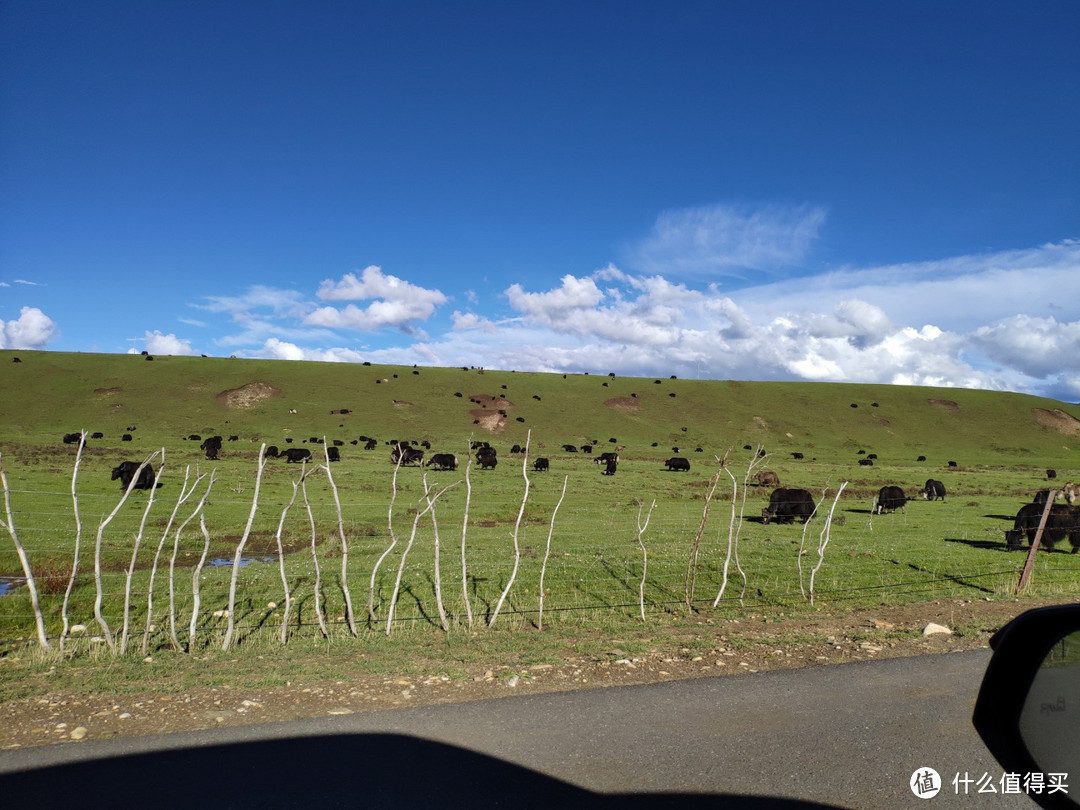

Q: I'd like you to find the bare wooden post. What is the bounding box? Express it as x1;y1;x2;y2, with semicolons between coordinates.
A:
1017;492;1058;593
538;475;570;631
0;453;51;650
489;430;531;628
120;454;166;654
459;439;476;628
166;469;214;651
93;452;161;650
222;445;269;651
685;464;723;610
60;432;87;652
300;466;327;638
273;474;303;643
635;499;657;623
808;482;847;605
322;440;356;636
189;514;212;650
425;481;451;632
144;465;200;655
369;454;404;624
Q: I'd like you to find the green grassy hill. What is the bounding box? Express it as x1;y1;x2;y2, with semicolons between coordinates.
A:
1;350;1078;654
2;350;1077;472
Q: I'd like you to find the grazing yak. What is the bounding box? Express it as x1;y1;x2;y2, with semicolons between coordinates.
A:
919;479;946;501
665;457;690;472
325;446;341;462
753;471;780;487
477;449;498;470
264;445;279;459
762;488;816;524
62;432;82;445
200;435;223;460
533;457;549;472
595;452;619;467
390;444;424;465
602;456;617;476
111;461;159;490
427;453;458;471
873;485;907;514
1006;503;1080;553
282;447;312;463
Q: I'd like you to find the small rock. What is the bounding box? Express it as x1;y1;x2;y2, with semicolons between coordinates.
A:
923;622;953;636
70;727;87;741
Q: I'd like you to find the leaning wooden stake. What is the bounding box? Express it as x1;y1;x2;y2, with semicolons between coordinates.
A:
0;453;51;650
685;449;730;610
489;430;531;628
166;469;214;651
300;466;328;638
322;440;357;636
60;432;87;652
635;499;657;623
189;514;213;650
459;439;476;628
143;465;200;655
425;481;451;631
120;456;166;655
222;445;269;651
385;476;457;636
93;452;161;650
1017;492;1059;593
369;454;404;624
808;482;847;605
273;472;303;643
538;475;570;632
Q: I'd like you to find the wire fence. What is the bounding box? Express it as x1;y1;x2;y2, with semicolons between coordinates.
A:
2;450;1072;656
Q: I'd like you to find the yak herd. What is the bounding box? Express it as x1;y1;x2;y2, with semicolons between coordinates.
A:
71;425;1079;555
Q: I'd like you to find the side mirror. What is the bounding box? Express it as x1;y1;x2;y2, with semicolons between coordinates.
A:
974;604;1080;810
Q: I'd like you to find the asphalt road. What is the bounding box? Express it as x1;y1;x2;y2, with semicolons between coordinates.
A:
0;649;1044;809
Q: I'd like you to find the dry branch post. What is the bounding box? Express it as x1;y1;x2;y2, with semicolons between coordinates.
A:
143;465;200;655
385;475;457;635
301;466;328;637
0;453;51;650
369;454;404;624
489;430;531;628
809;482;848;604
222;445;269;651
459;439;475;628
119;458;166;655
189;514;213;650
321;440;356;636
93;451;162;650
165;469;214;651
537;474;569;632
273;473;303;643
60;432;87;652
635;499;657;622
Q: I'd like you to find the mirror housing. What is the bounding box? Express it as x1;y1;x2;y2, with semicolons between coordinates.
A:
974;604;1080;810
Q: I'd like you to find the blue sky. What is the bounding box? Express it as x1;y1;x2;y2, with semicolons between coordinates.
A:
2;1;1078;400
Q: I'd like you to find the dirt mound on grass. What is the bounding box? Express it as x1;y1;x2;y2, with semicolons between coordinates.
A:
215;382;281;409
1032;408;1080;436
470;410;506;432
604;397;639;411
928;399;959;412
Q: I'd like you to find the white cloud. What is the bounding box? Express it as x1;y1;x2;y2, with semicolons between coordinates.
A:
0;306;57;349
629;203;826;277
137;330;195;356
306;266;447;331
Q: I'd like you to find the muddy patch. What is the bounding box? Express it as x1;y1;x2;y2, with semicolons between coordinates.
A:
216;382;281;410
1032;407;1080;436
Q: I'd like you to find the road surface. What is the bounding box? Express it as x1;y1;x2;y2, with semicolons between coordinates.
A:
0;649;1043;808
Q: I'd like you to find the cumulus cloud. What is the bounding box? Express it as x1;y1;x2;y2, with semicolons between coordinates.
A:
630;203;826;278
130;330;196;356
306;266;447;331
0;306;57;349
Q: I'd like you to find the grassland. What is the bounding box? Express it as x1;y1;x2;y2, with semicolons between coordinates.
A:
0;350;1078;685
